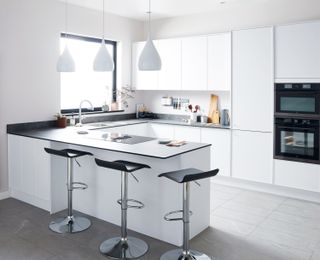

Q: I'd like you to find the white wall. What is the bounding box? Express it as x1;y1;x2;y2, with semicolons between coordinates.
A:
0;0;144;193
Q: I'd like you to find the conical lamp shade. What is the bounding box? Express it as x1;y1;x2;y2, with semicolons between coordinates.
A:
93;40;114;71
138;38;161;71
57;45;75;72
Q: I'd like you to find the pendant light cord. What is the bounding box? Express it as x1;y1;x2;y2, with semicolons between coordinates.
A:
102;0;105;40
65;0;68;40
148;0;151;39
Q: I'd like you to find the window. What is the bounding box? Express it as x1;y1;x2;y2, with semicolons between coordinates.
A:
60;33;117;113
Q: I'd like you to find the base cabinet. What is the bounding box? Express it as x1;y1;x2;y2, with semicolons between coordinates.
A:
274;160;320;192
201;128;231;177
173;126;201;142
8;134;51;210
232;130;273;184
148;123;175;139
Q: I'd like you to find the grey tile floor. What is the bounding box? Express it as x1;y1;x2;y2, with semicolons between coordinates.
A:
0;184;320;260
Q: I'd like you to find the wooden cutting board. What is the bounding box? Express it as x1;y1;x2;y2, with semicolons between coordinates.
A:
208;94;220;124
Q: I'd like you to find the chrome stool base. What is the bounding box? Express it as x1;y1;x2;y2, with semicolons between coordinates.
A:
100;236;148;259
160;249;211;260
49;216;91;234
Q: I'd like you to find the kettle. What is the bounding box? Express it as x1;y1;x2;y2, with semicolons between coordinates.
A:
221;109;230;126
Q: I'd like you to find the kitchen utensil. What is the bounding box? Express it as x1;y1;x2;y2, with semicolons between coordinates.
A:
221;109;230;126
188;104;193;112
208;95;220;124
194;105;200;113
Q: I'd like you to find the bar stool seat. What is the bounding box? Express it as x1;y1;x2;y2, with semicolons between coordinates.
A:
159;168;219;260
95;159;150;172
95;158;150;259
44;148;93;234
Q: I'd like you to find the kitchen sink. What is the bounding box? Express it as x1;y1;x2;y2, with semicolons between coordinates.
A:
84;122;113;130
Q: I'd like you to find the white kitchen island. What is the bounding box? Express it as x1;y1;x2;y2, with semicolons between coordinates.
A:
8;123;211;246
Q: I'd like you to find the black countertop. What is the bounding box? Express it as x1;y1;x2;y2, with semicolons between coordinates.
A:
7;125;211;159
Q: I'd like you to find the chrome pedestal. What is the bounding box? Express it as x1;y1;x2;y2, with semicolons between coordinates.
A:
100;171;148;259
49;157;91;234
100;236;148;259
161;182;211;260
49;216;91;234
160;249;211;260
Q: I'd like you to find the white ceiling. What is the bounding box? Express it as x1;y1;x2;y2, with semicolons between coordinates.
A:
61;0;272;21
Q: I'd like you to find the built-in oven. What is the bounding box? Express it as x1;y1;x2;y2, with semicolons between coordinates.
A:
274;117;320;164
275;83;320;118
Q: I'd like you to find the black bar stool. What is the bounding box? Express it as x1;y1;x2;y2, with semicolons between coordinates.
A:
44;148;93;234
159;168;219;260
95;158;151;259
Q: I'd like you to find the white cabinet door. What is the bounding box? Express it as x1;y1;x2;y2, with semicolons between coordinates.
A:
181;36;207;90
274;160;320;192
174;125;201;142
8;134;51;210
111;123;148;136
132;41;158;90
201;128;231;177
207;33;231;91
148;123;175;139
158;38;182;90
275;21;320;80
232;130;273;184
232;27;273;132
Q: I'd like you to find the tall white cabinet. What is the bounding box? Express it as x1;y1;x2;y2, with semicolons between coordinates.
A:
231;27;274;183
232;27;274;132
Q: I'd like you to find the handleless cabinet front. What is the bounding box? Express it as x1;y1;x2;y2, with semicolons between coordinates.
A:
232;27;273;132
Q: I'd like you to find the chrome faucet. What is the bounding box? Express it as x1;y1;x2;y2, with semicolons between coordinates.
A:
76;99;94;126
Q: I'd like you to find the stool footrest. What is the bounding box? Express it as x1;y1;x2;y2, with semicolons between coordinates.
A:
72;182;88;190
117;199;144;209
164;210;193;222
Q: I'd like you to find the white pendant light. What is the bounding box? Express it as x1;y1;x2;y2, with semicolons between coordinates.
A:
57;0;75;72
138;0;161;71
93;0;114;72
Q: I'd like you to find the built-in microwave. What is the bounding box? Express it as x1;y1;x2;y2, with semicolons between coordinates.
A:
275;83;320;118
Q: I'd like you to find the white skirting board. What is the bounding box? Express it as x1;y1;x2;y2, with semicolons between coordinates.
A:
0;191;10;200
212;176;320;203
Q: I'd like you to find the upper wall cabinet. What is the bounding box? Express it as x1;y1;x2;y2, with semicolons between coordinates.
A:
232;27;274;132
132;41;158;90
158;38;182;90
275;21;320;80
181;36;208;90
208;33;231;91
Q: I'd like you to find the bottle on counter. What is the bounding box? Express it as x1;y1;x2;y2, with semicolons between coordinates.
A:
69;113;76;126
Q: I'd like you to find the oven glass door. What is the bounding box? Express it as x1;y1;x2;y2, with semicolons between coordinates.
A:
276;125;319;161
276;92;318;114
